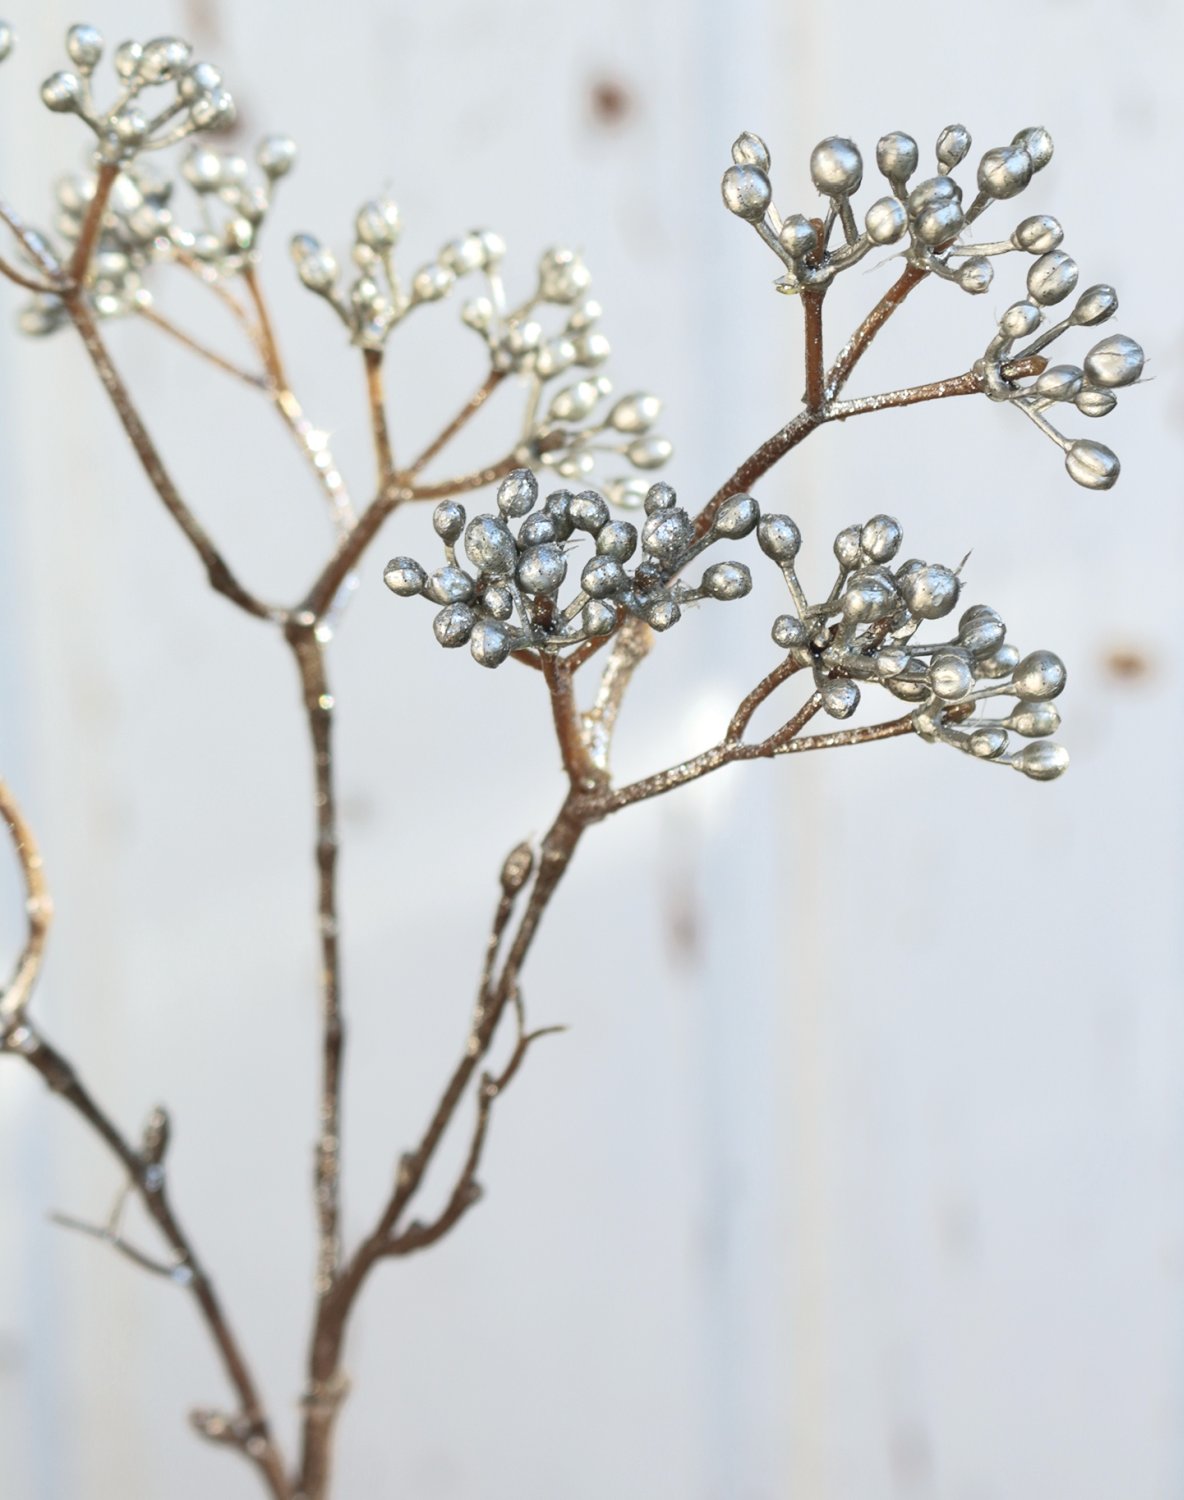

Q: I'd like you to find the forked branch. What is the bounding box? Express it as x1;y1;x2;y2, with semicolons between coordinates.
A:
0;775;290;1499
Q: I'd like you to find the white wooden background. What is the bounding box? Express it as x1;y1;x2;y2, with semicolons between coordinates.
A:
1;1;1181;1497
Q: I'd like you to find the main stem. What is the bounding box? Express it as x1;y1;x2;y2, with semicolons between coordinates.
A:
285;618;346;1494
295;794;588;1500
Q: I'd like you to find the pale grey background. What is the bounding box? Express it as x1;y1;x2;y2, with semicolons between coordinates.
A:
0;1;1181;1497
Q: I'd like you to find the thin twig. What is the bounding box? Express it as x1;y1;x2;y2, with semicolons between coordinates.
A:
0;776;51;1031
409;455;521;501
50;1210;180;1278
139;305;269;387
241;265;290;391
385;1024;567;1258
172;252;259;334
580;617;653;775
273;388;356;532
580;690;832;818
406;368;504;478
65;297;279;623
726;655;805;743
301;371;509;620
14;1032;292;1497
69;162;118;287
828;355;1047;421
802;287;826;411
770;710;917;756
0;254;60;294
296;797;587;1499
824;260;929;400
691;353;1040;542
0;194;64;280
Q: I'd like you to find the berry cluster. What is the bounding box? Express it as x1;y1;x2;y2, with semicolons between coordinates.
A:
293;218;670;487
9;19;670;498
383;469;754;667
19;137;296;335
764;512;1068;780
722;125;1143;489
387;469;1069;780
36;25;234;162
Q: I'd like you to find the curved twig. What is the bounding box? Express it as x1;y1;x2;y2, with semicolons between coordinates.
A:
0;776;51;1032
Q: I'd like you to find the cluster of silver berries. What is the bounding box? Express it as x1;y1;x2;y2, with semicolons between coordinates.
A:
18;137;296;335
721;125;1143;489
766;511;1068;779
34;24;235;163
977;285;1142;491
383;469;754;668
293;218;670;484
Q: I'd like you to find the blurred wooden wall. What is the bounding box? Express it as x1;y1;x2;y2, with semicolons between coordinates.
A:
1;1;1181;1496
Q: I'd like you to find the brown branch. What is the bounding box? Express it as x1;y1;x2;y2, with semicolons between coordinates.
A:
406;368;504;479
828;355;1047;421
694;262;930;538
172;252;259;334
296;799;587;1499
567;631;614;674
12;1030;291;1497
691;352;1040;544
386;1023;566;1258
283;624;345;1304
692;407;821;540
364;349;395;485
139;305;269;387
0;255;60;294
726;655;805;743
770;711;918;756
238;268;357;528
301;371;509;620
542;654;602;789
66;297;279;623
69;162;118;287
50;1210;181;1278
143;295;355;530
241;265;290;392
0;776;289;1497
802;287;826;411
408;456;520;502
302;479;410;619
272;388;356;531
580;617;652;776
824;260;929;400
287;665;916;1499
0;195;64;281
581;690;830;819
371;803;584;1247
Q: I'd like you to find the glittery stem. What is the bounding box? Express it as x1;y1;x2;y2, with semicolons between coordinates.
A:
825;260;929;399
138;304;269;387
284;624;345;1303
363;348;395;484
68;159;118;286
0;776;50;1030
66;296;280;622
0;778;290;1499
295;796;588;1500
802;287;826;411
